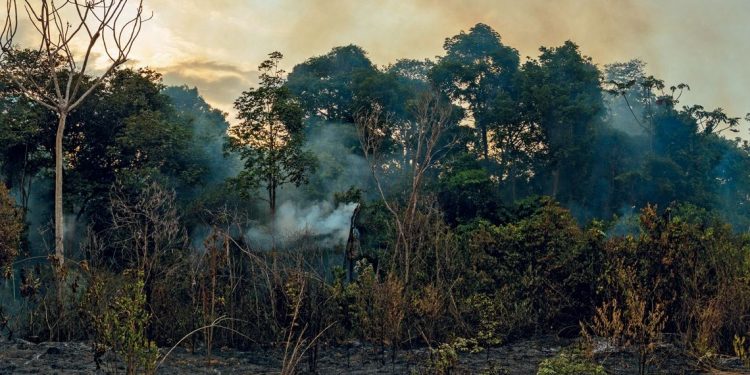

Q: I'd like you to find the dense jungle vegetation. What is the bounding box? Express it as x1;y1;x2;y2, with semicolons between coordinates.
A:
3;20;750;374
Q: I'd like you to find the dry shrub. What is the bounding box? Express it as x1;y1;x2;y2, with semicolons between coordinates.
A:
107;182;188;278
585;204;750;372
694;279;750;358
412;283;444;345
353;262;406;360
0;183;22;278
589;292;666;375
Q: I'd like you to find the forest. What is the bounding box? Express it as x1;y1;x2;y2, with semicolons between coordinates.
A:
2;1;750;374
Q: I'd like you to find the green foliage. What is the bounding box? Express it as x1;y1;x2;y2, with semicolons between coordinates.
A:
432;23;520;161
521;41;603;203
459;198;602;335
63;68;213;226
5;19;750;374
427;342;459;375
228;52;316;213
462;293;512;347
87;271;159;375
437;166;501;224
537;351;606;375
329;266;358;342
286;45;376;122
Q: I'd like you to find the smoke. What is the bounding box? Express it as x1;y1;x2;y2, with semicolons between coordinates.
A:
201;121;371;251
163;86;242;185
190;119;242;186
246;201;358;250
137;0;750;128
242;120;370;250
604;93;647;137
21;178;54;257
607;205;640;237
296;121;371;200
711;148;750;232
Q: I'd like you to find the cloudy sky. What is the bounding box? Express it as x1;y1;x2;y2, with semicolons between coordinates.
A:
19;0;750;127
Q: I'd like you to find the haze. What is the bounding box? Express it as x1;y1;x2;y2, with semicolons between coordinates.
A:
128;0;750;128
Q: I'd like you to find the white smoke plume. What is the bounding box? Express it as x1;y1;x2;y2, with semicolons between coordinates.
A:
246;200;358;249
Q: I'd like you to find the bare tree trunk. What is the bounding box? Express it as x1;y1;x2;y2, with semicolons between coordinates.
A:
509;165;518;202
270;185;276;221
54;113;65;266
269;182;277;250
481;125;489;161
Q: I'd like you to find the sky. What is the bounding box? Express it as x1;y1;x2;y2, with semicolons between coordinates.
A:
13;0;750;130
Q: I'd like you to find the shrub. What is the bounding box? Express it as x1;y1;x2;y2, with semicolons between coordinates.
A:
459;198;603;336
0;183;22;279
537;350;606;375
597;204;750;357
427;342;459;375
86;270;159;375
587;293;666;375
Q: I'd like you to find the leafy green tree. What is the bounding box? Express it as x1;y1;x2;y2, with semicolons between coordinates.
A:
386;59;434;84
432;23;520;162
0;62;55;214
520;41;603;202
436;155;502;225
228;52;315;221
286;45;377;122
64;69;203;227
0;1;147;265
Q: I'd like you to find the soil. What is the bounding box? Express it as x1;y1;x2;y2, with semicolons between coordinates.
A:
0;335;748;374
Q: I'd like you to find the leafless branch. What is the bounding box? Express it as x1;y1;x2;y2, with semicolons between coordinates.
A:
355;89;454;284
2;0;149;110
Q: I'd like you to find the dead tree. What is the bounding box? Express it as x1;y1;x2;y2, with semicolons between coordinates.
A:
344;203;360;282
108;182;187;283
0;0;149;266
355;89;454;285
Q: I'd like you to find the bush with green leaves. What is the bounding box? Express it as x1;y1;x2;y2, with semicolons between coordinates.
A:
86;270;159;375
427;342;459;375
458;197;604;338
537;351;606;375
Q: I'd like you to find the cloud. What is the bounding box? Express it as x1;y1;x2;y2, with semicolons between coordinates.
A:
157;59;259;120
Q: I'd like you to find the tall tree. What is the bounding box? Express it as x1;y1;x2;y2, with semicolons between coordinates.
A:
0;0;148;266
228;52;315;226
286;45;377;122
520;41;603;201
0;54;55;214
432;23;520;162
65;69;205;226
